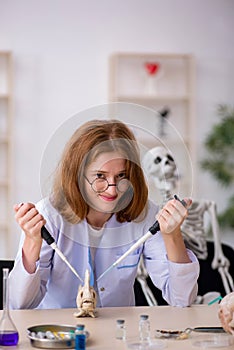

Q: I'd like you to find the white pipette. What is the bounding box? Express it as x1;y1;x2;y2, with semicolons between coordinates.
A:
96;220;160;282
97;195;186;282
41;226;83;283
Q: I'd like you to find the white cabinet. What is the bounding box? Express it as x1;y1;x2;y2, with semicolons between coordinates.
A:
0;51;13;257
108;52;196;201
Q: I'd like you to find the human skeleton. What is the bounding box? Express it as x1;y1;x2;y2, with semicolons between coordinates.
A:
74;269;97;318
140;146;233;304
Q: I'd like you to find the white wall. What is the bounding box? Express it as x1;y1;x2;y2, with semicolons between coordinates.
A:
0;0;233;258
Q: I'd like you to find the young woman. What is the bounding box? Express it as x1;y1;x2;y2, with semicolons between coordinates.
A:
9;119;199;309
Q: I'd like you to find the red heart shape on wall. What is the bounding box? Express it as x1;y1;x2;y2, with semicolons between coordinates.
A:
145;62;160;75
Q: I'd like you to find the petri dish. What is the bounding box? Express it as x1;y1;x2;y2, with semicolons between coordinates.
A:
27;324;90;349
191;332;234;348
126;339;167;349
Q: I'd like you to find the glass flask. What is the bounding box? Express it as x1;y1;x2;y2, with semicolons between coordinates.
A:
0;268;19;346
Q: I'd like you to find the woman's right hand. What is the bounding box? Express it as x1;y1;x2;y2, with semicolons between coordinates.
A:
14;202;46;273
14;202;46;242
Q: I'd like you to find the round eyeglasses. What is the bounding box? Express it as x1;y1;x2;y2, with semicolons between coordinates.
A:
84;175;131;193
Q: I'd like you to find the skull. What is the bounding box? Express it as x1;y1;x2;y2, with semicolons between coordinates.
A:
74;269;97;318
76;284;96;313
218;292;234;335
142;146;178;191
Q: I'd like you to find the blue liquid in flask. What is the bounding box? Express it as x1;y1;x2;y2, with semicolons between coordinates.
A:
0;331;19;346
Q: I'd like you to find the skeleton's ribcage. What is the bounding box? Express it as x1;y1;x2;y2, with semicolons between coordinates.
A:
181;201;210;260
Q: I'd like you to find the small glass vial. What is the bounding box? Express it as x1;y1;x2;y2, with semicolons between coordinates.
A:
115;319;126;340
139;314;150;342
0;268;19;346
75;324;86;350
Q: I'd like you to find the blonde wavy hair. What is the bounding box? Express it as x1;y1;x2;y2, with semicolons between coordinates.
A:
51;119;148;223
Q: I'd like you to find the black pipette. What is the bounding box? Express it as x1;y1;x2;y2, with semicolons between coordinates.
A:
41;226;83;283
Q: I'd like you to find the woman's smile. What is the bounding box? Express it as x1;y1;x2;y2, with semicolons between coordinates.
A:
99;193;118;202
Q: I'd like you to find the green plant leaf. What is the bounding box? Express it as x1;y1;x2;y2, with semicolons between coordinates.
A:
201;104;234;229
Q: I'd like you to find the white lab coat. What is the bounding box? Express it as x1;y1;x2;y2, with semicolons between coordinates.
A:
9;198;199;309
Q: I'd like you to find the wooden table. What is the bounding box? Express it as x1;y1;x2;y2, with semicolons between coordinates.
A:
2;304;233;349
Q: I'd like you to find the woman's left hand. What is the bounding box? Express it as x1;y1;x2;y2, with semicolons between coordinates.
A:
156;197;192;263
157;197;192;236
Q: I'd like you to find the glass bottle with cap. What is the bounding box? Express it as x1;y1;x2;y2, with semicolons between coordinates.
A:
115;319;126;340
139;314;150;342
75;324;86;350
